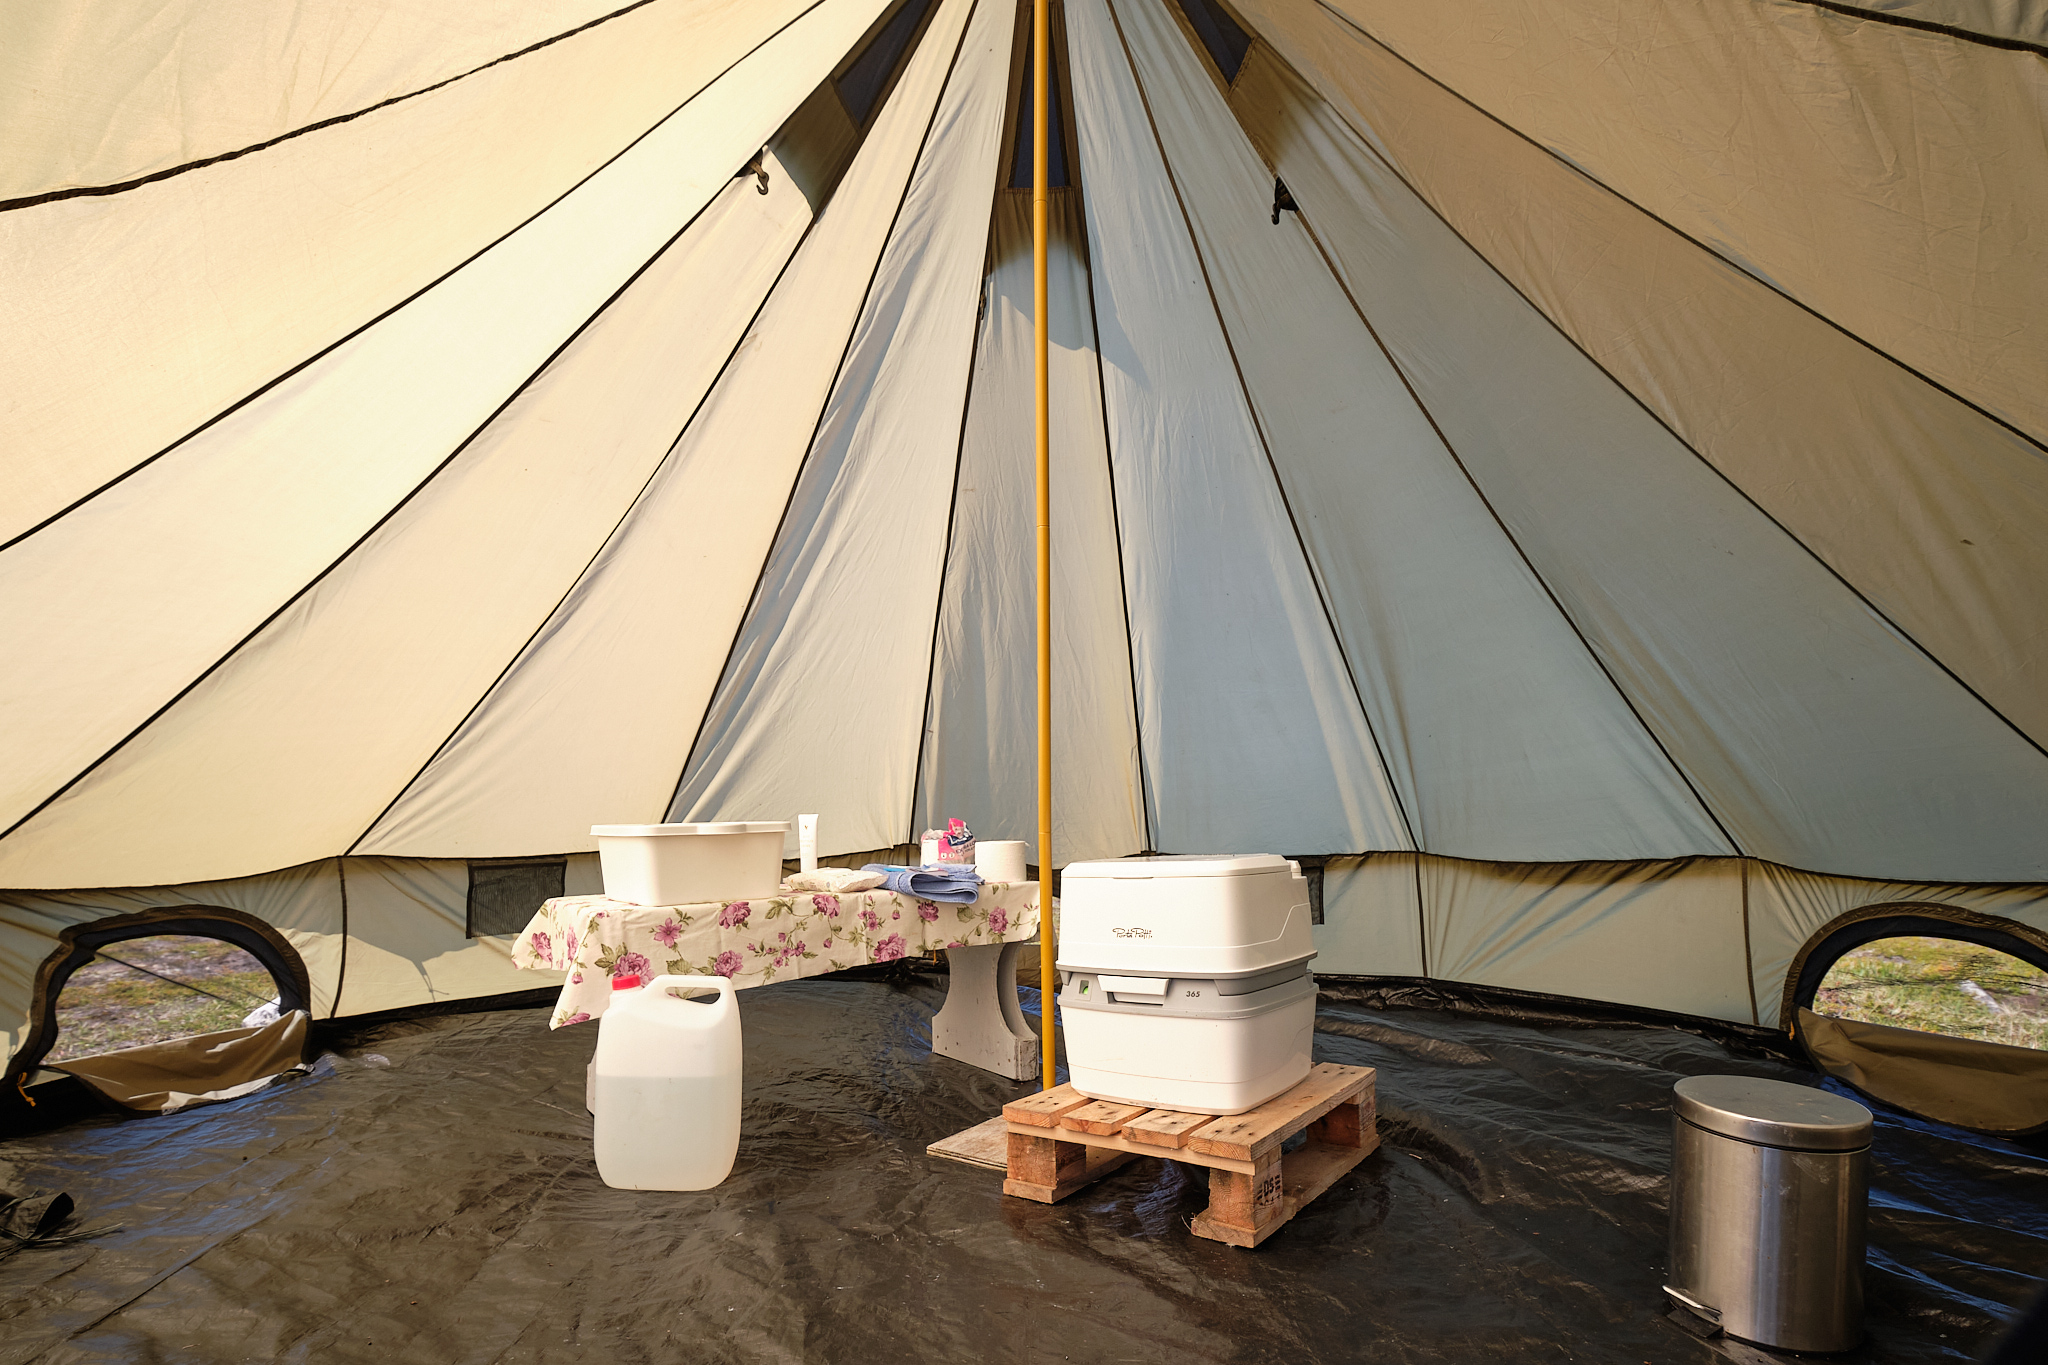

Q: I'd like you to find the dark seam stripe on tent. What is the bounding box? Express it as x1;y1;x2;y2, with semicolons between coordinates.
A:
1282;198;1742;857
345;188;825;857
667;0;988;819
1307;0;2048;458
1103;0;1418;853
0;0;679;213
1796;0;2048;57
1412;852;1429;978
906;183;1002;846
0;122;764;854
0;0;841;561
332;856;350;1020
1740;856;1759;1025
1270;25;2048;768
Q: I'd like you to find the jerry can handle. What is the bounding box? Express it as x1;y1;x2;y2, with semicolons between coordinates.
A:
646;974;734;1005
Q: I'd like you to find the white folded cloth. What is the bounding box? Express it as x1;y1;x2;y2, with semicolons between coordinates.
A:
782;868;886;893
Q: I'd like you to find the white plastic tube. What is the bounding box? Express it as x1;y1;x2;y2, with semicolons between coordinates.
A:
798;813;818;873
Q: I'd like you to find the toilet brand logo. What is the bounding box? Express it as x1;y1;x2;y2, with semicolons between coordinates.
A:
1110;926;1153;938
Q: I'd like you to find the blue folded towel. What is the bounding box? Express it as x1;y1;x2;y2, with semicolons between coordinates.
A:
862;864;983;904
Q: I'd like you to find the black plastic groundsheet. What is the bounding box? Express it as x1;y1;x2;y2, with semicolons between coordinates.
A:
1;972;2041;1363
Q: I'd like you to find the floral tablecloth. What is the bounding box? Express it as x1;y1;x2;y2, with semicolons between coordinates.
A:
512;881;1040;1029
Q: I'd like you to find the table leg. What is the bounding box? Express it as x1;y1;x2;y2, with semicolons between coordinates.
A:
933;940;1041;1081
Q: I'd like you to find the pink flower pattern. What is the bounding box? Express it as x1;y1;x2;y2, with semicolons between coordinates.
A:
520;885;1036;1027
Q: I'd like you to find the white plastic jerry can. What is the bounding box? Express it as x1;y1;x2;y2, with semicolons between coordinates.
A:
592;974;742;1191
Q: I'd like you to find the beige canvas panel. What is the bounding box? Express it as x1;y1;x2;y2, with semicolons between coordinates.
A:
0;175;809;890
0;0;844;542
0;0;632;198
918;193;1147;865
1313;853;1425;978
0;861;346;1062
329;857;580;1018
1067;0;1409;856
356;0;978;860
0;9;874;864
1116;0;1726;861
1228;16;2048;752
1422;856;1753;1023
1237;35;2048;883
1298;0;2048;444
673;0;1014;855
1748;861;2048;1027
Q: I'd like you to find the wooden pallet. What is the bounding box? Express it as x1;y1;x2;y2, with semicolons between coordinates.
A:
999;1062;1378;1248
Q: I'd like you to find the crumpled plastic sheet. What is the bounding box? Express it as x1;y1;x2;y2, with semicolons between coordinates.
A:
0;971;2041;1363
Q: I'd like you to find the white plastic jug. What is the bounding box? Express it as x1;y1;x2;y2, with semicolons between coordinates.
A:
592;975;742;1191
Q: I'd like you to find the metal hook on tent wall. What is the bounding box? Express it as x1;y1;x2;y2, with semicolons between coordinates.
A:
1270;177;1297;226
735;150;769;195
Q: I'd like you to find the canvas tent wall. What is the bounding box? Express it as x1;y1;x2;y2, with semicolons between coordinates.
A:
3;0;2046;1073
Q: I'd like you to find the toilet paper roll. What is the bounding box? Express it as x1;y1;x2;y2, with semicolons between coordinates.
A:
974;840;1028;883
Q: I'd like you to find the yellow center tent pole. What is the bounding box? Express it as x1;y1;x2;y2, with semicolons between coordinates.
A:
1033;0;1056;1089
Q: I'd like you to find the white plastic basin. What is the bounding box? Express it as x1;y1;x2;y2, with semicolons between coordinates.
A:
591;822;791;907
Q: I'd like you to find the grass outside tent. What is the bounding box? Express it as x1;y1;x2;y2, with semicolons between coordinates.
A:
47;936;276;1063
1815;935;2048;1050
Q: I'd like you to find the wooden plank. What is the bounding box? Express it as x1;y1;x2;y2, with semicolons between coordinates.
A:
1186;1064;1372;1162
925;1115;1010;1170
1123;1110;1212;1150
1003;1144;1140;1203
1004;1120;1258;1175
1006;1130;1088;1189
1058;1101;1150;1136
1191;1150;1286;1249
1190;1133;1381;1249
1003;1084;1094;1128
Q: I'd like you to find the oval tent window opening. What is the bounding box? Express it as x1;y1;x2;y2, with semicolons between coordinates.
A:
1788;906;2048;1136
1814;934;2048;1052
46;934;282;1065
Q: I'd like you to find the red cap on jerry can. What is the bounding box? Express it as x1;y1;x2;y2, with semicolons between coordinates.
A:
611;973;642;991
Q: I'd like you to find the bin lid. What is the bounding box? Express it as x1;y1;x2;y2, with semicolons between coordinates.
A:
1673;1075;1872;1151
1062;854;1294;879
591;821;792;837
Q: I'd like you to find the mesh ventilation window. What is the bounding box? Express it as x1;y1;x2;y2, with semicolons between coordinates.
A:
1007;29;1070;189
836;0;939;125
467;859;566;938
1178;0;1252;81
